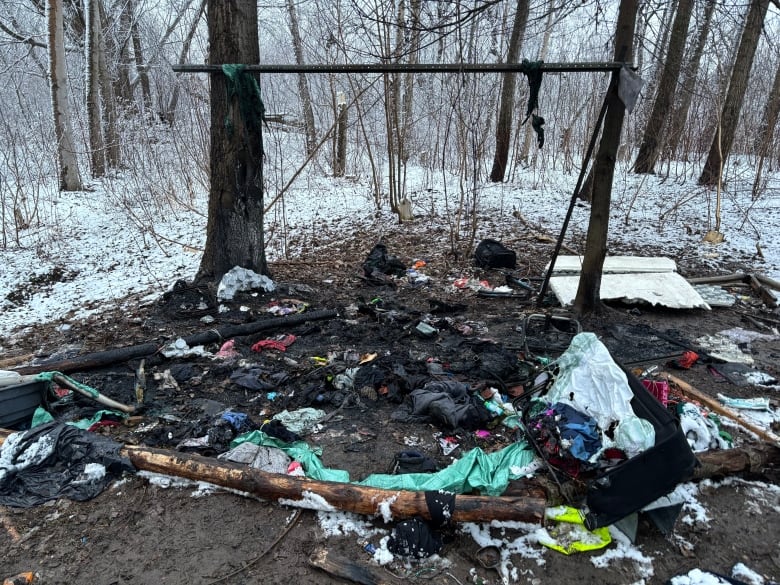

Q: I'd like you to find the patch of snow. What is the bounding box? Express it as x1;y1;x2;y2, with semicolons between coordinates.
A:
669;568;732;584
72;462;107;484
374;493;399;523
316;510;386;539
731;562;766;585
591;525;654;580
461;519;548;584
0;431;55;483
372;535;395;565
278;489;336;511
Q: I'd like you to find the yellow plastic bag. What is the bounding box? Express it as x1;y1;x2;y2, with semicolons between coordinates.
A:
538;506;611;554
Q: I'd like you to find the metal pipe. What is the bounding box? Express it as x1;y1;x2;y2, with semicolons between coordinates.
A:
172;61;629;74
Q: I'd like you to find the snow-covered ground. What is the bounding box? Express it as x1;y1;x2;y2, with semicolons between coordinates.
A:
1;159;778;337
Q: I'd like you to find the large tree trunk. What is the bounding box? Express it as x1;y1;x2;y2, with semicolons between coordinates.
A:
489;0;530;182
197;0;269;282
663;0;716;161
573;0;638;314
698;0;770;187
286;0;317;157
633;0;694;174
47;0;83;191
85;0;105;178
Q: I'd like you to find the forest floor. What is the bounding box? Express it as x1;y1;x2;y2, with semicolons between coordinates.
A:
1;224;779;585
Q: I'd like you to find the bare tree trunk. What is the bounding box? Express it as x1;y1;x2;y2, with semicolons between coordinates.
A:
636;0;677;130
85;0;105;178
752;62;780;199
574;0;638;315
489;0;530;182
699;0;770;187
197;0;268;282
663;0;715;161
633;0;694;174
47;0;83;191
286;0;317;156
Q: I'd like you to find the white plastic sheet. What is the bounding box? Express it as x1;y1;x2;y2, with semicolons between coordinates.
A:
216;266;276;301
547;333;636;430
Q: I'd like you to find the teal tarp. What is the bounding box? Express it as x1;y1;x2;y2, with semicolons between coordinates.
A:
231;431;535;495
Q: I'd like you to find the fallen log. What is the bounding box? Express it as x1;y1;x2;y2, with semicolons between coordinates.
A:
0;354;34;370
0;429;545;524
11;309;339;375
660;371;780;446
121;444;546;524
692;443;780;480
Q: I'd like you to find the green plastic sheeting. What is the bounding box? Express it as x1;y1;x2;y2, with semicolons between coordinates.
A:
232;431;535;495
31;406;127;430
35;371;98;398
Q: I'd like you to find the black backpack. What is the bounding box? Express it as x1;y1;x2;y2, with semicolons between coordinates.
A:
474;239;516;269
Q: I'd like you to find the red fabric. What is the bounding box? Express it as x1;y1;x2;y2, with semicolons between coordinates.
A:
251;334;296;353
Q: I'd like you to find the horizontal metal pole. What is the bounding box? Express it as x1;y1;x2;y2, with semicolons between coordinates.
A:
172;61;628;74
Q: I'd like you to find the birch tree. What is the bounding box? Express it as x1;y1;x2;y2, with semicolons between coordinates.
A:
286;0;317;156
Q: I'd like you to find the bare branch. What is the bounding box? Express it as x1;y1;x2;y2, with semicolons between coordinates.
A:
0;19;46;48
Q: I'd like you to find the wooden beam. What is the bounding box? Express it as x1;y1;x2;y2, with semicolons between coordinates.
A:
660;372;780;446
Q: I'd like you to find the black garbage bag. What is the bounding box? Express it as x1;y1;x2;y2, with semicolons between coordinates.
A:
362;243;406;278
0;422;134;508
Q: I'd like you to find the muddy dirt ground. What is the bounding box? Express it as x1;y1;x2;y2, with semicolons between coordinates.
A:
1;226;779;585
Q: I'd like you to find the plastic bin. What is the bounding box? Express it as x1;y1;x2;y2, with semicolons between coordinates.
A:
0;380;47;428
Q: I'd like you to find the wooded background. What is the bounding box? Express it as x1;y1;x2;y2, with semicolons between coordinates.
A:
1;1;778;256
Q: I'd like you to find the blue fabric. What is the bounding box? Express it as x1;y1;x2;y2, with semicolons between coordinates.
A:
553;403;602;461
